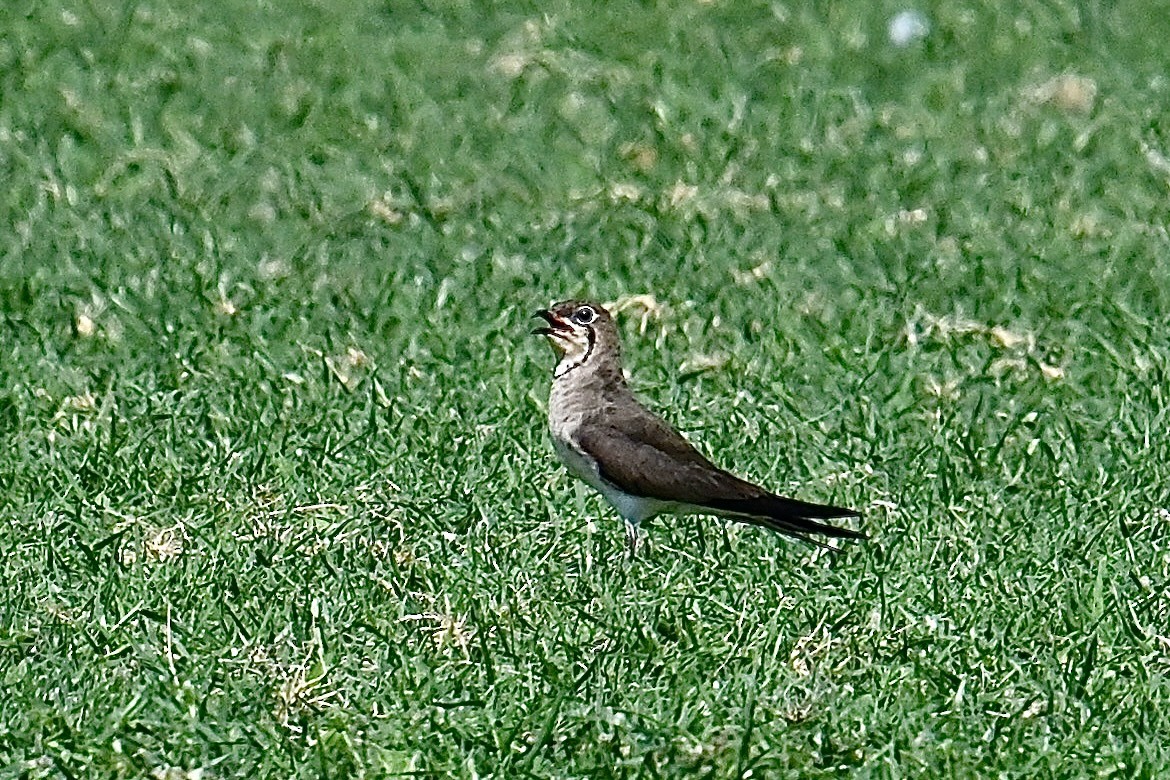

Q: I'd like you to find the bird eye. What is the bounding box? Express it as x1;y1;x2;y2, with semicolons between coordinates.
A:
572;306;596;325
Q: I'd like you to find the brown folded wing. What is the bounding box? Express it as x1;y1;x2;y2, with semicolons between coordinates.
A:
575;417;865;541
575;420;765;505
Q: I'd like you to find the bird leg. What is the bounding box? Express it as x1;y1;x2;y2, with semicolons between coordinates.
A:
625;521;640;559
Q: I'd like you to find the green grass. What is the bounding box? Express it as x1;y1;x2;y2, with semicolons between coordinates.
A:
2;0;1170;776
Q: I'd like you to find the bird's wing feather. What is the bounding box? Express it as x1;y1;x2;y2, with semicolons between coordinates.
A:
603;402;717;467
575;420;865;540
575;422;764;505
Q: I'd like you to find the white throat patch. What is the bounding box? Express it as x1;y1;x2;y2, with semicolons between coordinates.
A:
554;353;586;378
553;330;595;378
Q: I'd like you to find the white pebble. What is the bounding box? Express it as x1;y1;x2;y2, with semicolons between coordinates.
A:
889;10;930;46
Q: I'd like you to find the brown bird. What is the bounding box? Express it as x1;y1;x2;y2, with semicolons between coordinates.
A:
534;299;865;556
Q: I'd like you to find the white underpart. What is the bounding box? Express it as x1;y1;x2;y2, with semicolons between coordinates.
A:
551;425;671;525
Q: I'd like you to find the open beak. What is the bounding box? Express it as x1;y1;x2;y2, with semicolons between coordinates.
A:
532;308;569;337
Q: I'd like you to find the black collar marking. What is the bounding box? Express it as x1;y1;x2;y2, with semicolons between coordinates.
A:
554;326;596;378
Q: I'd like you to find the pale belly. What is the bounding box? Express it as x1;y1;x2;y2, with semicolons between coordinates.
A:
551;433;672;524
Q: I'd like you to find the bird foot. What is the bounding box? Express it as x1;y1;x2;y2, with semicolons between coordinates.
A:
625;522;640;560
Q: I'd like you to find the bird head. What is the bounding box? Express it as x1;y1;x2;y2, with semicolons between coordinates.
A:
533;300;621;378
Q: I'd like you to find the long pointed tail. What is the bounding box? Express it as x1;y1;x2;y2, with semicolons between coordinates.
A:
706;494;866;541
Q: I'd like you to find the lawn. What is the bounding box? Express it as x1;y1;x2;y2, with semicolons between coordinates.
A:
1;0;1169;777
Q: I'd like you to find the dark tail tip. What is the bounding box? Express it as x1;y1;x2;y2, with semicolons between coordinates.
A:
707;495;866;541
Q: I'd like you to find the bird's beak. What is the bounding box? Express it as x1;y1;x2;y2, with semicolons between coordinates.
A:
532;308;568;337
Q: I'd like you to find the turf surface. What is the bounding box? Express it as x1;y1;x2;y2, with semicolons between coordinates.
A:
2;0;1169;777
